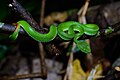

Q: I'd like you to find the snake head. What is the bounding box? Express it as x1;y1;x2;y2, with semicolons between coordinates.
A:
76;40;91;54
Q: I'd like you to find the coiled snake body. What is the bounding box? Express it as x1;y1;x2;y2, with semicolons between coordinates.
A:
10;20;99;54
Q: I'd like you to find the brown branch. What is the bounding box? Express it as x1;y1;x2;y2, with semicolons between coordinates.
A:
40;0;46;27
0;23;25;35
0;21;120;39
0;73;46;80
39;0;47;76
9;0;40;30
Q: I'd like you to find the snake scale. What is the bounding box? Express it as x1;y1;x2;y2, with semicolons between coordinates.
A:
9;20;99;54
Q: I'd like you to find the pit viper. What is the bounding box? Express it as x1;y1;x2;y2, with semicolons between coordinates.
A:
9;20;99;54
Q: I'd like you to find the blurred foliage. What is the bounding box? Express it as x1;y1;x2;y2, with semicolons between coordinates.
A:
0;0;9;21
0;34;9;40
0;45;7;60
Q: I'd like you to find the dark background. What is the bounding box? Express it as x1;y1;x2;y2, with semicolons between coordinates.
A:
0;0;120;21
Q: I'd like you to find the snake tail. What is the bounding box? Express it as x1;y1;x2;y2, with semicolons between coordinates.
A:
10;20;57;42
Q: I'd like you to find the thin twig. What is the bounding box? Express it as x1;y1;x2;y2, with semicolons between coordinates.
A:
40;0;46;27
63;42;76;80
81;0;90;16
0;73;46;80
39;0;47;76
78;0;94;71
78;0;90;23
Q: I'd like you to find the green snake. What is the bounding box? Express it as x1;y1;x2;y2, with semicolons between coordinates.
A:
9;20;99;54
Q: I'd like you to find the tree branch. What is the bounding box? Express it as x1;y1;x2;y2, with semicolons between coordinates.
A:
9;0;41;30
0;21;120;40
